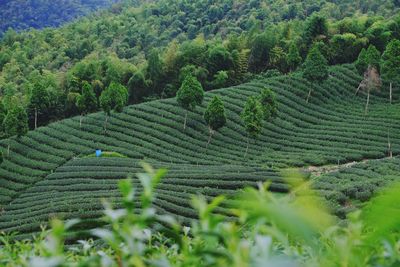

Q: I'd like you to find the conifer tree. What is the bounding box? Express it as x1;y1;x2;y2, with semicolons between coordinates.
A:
303;45;329;103
176;75;205;130
204;96;226;147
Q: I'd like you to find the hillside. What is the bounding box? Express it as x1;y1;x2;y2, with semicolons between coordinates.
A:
0;0;399;139
0;64;399;237
0;0;119;35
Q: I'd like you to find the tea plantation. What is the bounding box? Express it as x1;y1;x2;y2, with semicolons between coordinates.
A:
0;64;399;236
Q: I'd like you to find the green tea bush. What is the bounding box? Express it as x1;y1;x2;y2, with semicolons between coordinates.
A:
1;164;400;267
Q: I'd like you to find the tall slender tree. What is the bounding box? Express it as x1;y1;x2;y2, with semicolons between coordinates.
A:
176;75;205;130
204;96;227;148
381;39;400;104
241;96;264;158
303;45;329;103
100;82;128;133
28;82;50;129
356;66;382;114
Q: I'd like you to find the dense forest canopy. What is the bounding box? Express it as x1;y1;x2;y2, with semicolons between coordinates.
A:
0;0;121;35
0;0;399;134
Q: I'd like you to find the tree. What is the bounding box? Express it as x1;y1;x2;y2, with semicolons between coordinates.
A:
147;49;164;95
241;96;264;158
356;66;381;114
127;71;148;103
28;82;50;129
249;32;276;73
381;39;400;104
100;82;128;133
204;96;227;148
4;105;28;155
287;42;302;72
366;45;381;71
0;101;6;133
259;88;278;121
355;48;368;75
207;45;234;75
303;45;329;103
176;75;205;130
270;46;287;72
303;14;328;47
76;81;98;128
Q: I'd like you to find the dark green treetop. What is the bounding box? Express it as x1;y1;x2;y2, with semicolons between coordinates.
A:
4;105;28;138
259;88;278;121
204;96;227;132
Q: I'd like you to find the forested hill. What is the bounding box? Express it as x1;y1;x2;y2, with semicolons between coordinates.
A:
0;0;399;138
0;0;120;35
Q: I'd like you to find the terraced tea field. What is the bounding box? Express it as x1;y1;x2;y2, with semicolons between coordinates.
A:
315;157;400;216
0;64;399;236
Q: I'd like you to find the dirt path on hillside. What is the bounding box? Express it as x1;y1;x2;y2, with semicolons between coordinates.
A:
306;156;396;177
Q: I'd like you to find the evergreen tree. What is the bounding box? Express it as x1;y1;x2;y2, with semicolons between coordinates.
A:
258;88;278;121
381;39;400;104
287;42;302;72
204;96;227;147
100;82;128;133
28;82;50;129
366;45;381;71
303;45;329;103
241;96;264;157
176;75;205;130
355;48;368;75
303;15;328;47
76;81;98;127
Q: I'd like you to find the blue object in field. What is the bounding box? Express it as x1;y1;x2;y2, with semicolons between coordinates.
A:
96;150;102;157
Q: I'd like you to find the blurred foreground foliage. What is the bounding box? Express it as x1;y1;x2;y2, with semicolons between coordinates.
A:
0;164;399;267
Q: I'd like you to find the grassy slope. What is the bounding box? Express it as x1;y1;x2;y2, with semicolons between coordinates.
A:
0;64;399;236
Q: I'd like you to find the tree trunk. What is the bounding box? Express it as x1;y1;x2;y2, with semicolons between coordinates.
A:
390;82;392;104
34;108;38;130
80;114;83;128
306;88;312;103
365;90;370;115
7;144;10;157
355;83;362;95
206;127;214;149
183;111;188;130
